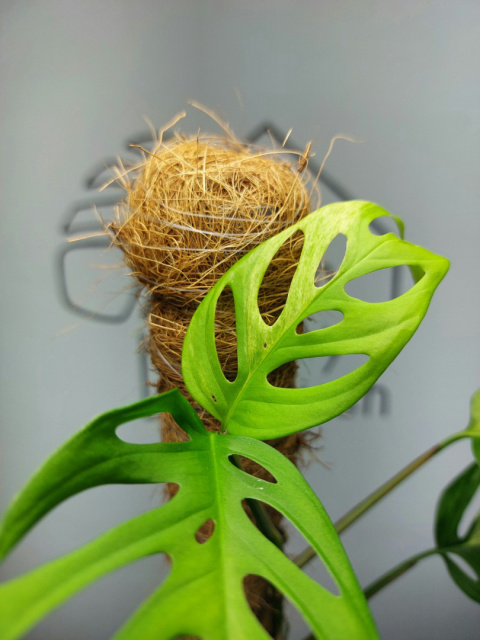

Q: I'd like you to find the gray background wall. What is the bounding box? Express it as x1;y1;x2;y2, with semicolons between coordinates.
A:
1;1;479;638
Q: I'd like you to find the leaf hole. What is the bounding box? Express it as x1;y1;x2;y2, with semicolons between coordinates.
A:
214;285;238;382
314;233;347;287
243;574;283;638
211;395;217;403
229;455;278;484
241;496;342;634
116;417;162;444
117;411;192;445
369;215;401;236
160;413;191;443
447;554;478;582
277;512;341;597
272;354;369;388
266;360;299;387
164;482;181;500
258;230;305;326
345;265;424;303
194;518;216;544
297;310;344;334
241;498;283;527
242;499;341;596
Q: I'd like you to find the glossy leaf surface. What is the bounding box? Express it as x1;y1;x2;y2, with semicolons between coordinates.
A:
0;391;378;640
183;201;449;438
435;463;480;602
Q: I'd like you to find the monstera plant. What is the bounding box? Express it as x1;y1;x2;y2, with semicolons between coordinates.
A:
1;201;479;639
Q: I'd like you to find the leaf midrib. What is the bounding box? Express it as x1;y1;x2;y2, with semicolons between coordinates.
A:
209;433;231;638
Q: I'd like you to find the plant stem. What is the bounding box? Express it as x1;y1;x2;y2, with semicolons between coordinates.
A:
231;454;284;549
363;548;438;599
293;432;465;569
334;443;441;534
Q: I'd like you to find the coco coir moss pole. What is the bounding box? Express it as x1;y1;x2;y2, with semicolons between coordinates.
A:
111;116;320;635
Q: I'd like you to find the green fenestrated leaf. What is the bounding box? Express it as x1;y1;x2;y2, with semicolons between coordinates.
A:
435;462;480;602
182;201;449;439
0;391;205;561
0;390;378;640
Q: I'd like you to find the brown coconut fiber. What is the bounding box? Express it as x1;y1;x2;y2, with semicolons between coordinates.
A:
109;112;323;635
